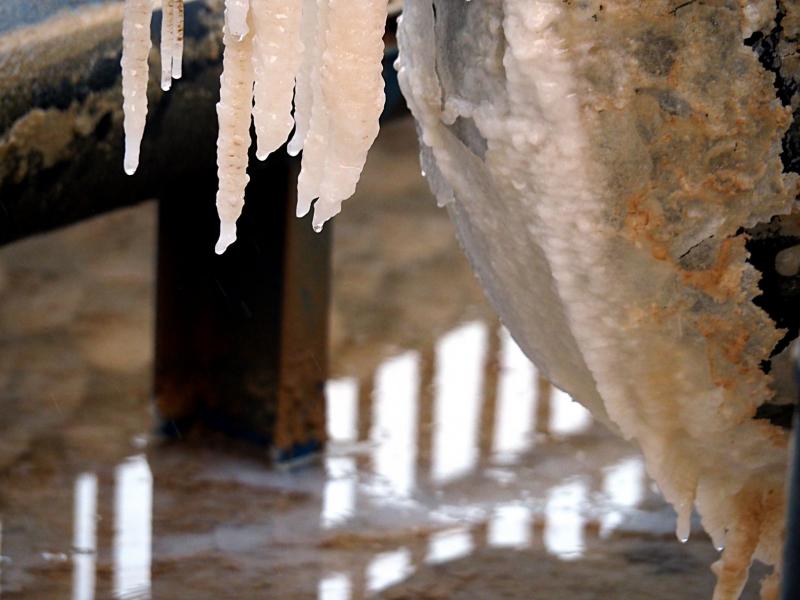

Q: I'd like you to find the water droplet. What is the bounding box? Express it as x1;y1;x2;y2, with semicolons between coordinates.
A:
313;224;323;233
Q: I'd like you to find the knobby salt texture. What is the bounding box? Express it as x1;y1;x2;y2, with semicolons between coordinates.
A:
215;2;255;255
311;0;387;228
287;0;322;157
297;0;388;226
250;0;303;160
121;0;387;250
121;0;154;175
397;1;797;599
160;0;184;90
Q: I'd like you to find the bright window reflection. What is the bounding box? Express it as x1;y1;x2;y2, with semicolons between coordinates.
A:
113;455;153;600
426;529;473;564
488;504;532;549
367;548;412;593
326;377;359;443
371;351;419;496
318;572;352;600
321;457;357;529
72;473;97;600
492;327;537;462
601;456;646;535
432;322;488;484
550;388;592;437
544;479;588;560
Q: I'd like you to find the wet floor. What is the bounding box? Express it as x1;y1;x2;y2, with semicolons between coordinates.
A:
0;119;765;599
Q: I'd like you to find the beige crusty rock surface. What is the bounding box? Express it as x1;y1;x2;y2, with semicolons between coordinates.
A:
397;1;799;598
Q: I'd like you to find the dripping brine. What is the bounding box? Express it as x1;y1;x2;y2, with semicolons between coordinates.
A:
119;0;388;251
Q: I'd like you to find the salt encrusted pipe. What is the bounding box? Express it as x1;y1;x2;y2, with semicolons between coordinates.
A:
215;6;255;255
313;0;387;228
225;0;251;41
295;0;330;219
160;0;175;91
121;0;154;175
250;0;304;160
287;0;324;158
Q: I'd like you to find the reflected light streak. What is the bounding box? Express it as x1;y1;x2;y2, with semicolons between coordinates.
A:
367;548;412;593
72;473;98;600
492;327;537;462
550;388;592;437
601;456;647;535
426;529;473;565
432;322;488;484
321;457;357;528
318;572;352;600
113;455;153;600
488;504;532;549
371;351;419;496
544;479;588;560
326;378;359;443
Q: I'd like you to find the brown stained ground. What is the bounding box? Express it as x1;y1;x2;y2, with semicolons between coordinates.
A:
0;119;768;598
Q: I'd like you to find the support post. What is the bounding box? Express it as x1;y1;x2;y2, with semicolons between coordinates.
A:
154;147;330;463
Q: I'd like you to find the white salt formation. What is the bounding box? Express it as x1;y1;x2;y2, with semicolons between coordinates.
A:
250;0;303;161
160;0;184;91
121;0;154;175
214;0;255;255
397;1;797;599
120;0;387;250
119;1;798;598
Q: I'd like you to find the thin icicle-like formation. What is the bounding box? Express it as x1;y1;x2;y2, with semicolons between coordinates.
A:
215;2;255;255
295;0;331;220
160;0;175;90
287;0;322;157
121;0;154;175
173;0;185;79
250;0;304;160
121;0;388;249
312;0;387;228
160;0;185;90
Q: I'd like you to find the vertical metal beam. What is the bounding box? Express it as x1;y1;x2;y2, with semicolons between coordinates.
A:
154;146;330;462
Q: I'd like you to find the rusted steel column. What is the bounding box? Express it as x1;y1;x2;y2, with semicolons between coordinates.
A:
155;148;330;462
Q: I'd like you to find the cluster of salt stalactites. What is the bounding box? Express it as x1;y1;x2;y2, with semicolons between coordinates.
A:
120;0;387;253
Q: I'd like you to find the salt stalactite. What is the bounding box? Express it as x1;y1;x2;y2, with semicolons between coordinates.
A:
160;0;175;90
172;0;185;80
296;0;387;228
160;0;185;90
287;0;322;157
121;0;155;175
312;0;387;229
215;1;255;255
250;0;303;160
295;0;331;220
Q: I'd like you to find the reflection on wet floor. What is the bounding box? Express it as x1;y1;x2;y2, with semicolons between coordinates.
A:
0;119;765;598
5;317;654;600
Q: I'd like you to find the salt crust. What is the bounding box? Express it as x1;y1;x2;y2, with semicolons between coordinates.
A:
397;1;797;598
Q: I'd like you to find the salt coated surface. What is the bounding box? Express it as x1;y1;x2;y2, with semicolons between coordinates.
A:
397;1;797;599
118;1;798;598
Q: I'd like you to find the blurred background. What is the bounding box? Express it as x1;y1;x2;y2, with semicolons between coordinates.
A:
0;2;769;599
